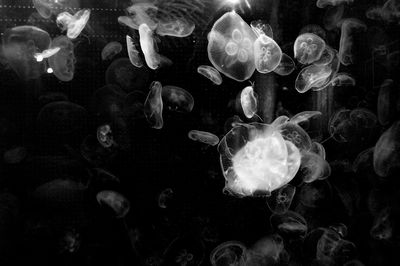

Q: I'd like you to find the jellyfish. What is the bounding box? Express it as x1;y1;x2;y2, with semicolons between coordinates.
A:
270;211;308;240
330;72;356;87
250;20;273;38
188;130;220;146
273;53;296;76
158;188;173;209
328;109;352;142
338;18;367;66
366;0;400;24
298;180;332;208
266;184;296;214
97;124;115;148
370;207;393;240
311;142;326;160
90;84;127;118
96;190;130;218
121;3;158;30
56;9;91;39
33;0;81;19
2;25;51;80
34;46;61;62
314;45;336;66
197;65;223;85
207;11;257;82
294;33;326;65
377;79;399;126
349;108;377;129
101;41;122;61
373;120;400;177
323;5;345;30
279;119;314;151
317;228;357;264
352;147;374;173
295;64;332;93
316;0;353;8
240;85;258;119
161;85;194;113
126;35;144;68
48;35;76;82
163;236;206;266
246;235;286;265
144;81;164;129
254;34;282;73
210;241;247;266
299;150;331;183
329;223;348;238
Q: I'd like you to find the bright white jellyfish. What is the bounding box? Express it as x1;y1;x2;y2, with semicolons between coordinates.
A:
217;122;301;197
240;85;258;119
253;34;282;73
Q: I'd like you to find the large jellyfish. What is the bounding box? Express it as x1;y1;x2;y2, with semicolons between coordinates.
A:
250;20;274;38
338;18;367;66
377;79;399;126
48;35;76;82
2;26;51;80
56;9;91;39
207;11;257;82
144;81;164;129
294;33;326;65
254;34;282;73
101;41;122;61
96;190;130;218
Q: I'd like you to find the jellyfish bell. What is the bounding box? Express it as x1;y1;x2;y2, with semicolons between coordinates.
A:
270;211;308;240
96;190;130;218
161;85;194;113
197;65;223;85
56;9;91;39
278;121;313;151
254;34;283;73
273;53;296;76
266;184;296;214
101;41;122;61
295;64;332;93
139;23;167;70
240;85;258;119
48;35;76;82
294;33;326;65
124;2;159;30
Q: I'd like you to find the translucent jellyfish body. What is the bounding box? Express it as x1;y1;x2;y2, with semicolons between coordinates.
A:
338;18;367;66
270;211;308;239
2;25;51;80
254;34;282;73
210;241;247;266
197;65;223;85
295;64;332;93
139;23;170;70
33;0;80;19
217;122;301;197
156;18;195;37
266;184;296;214
294;33;326;65
97;124;115;148
56;9;91;39
48;35;76;82
101;41;122;61
207;11;257;82
188;130;220;146
126;35;144;68
144;81;164;129
161;85;194;113
96;190;130;218
240;85;258;119
250;20;274;38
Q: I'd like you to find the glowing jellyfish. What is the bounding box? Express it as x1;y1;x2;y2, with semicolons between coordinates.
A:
370;207;392;240
97;124;115;148
2;25;51;80
101;41;122;61
122;3;158;30
210;241;247;266
279;120;313;151
240;85;258;119
266;184;296;214
48;35;76;82
270;211;308;240
34;47;61;62
298;150;331;183
96;190;130;218
289;111;322;125
217;122;301;197
158;188;173;209
56;9;91;39
254;34;282;73
250;20;273;38
377;79;398;126
207;11;257;82
126;35;144;68
161;85;194;113
197;65;223;85
273;53;296;76
316;0;353;8
373;120;400;177
295;64;332;93
338;18;367;66
294;33;326;65
188;130;220;146
144;81;164;129
328;109;354;142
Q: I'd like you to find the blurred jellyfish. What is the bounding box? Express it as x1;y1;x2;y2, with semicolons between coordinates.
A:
373;120;400;177
161;85;194;113
299;150;331;183
299;180;332;208
270;211;308;239
97;124;115;148
289;111;322;126
295;64;332;93
311;142;326;160
250;20;273;38
328;109;352;142
329;223;348;238
266;184;296;214
207;11;257;82
352;147;374;173
344;260;365;266
188;130;220;146
197;65;223;85
34;47;61;62
33;0;80;19
377;79;399;126
96;190;130;218
330;72;356;87
158;188;173;209
366;0;400;24
3;146;28;164
210;241;247;266
316;0;353;8
338;18;367;66
294;33;326;65
254;34;282;74
349;108;377;129
224;115;244;133
56;9;91;39
120;3;158;30
101;41;122;61
245;235;287;265
126;35;144;68
370;207;393;240
240;85;258;119
144;81;164;129
323;5;345;30
48;35;76;82
2;25;51;80
273;53;296;76
90;84;127;118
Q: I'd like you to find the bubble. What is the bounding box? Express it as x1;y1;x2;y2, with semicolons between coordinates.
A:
188;130;220;146
48;35;76;82
97;124;114;148
295;64;332;93
56;9;91;39
126;35;144;68
2;25;51;80
96;190;130;218
377;79;399;126
338;18;367;66
299;150;331;183
370;207;392;240
270;211;308;240
210;241;247;266
158;188;173;209
254;34;282;74
250;20;274;38
197;65;223;85
273;53;296;76
207;11;257;82
316;0;353;8
266;184;296;214
144;81;164;129
294;33;326;65
101;41;122;61
240;85;258;119
161;85;194;113
289;111;322;126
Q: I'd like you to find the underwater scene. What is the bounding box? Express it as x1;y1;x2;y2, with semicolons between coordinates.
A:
0;0;400;265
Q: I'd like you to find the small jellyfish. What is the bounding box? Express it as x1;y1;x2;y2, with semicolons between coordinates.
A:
298;180;332;208
370;207;393;240
270;211;308;240
163;236;205;266
33;0;53;19
352;147;374;173
48;35;76;82
197;65;223;85
323;5;345;30
97;124;115;148
295;64;332;93
317;228;356;263
126;35;144;68
156;18;195;37
294;33;326;64
56;9;91;39
101;41;122;61
311;142;326;160
330;72;356;87
349;108;377;129
328;109;352;142
96;190;130;218
266;184;296;214
34;46;61;62
273;53;296;76
365;0;400;24
161;85;194;113
158;188;174;209
144;81;164;129
313;45;336;66
338;18;367;66
210;241;247;266
299;150;331;183
207;11;257;82
316;0;353;8
188;130;220;146
289;111;322;126
254;34;282;73
377;79;399;126
250;20;273;38
240;85;258;119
